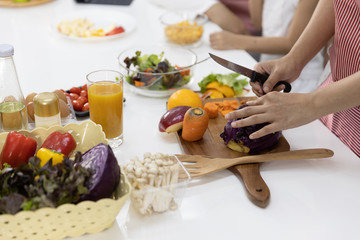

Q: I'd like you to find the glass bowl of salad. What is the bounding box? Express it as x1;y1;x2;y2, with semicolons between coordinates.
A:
117;44;197;97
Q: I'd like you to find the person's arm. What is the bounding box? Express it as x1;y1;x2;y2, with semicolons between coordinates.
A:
252;0;335;95
210;0;319;53
205;2;250;35
225;70;360;139
248;0;263;31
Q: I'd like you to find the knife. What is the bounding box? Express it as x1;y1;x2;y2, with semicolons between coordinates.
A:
209;53;292;93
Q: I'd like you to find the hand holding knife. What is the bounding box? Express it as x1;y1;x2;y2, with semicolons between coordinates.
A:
209;53;292;93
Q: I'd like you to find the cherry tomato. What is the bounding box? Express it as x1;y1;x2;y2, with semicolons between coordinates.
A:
105;26;125;36
77;96;88;105
80;90;88;98
69;93;79;101
72;100;83;111
70;87;81;95
82;102;89;112
64;92;70;98
81;84;87;91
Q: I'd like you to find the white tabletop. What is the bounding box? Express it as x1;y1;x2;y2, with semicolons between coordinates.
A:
2;1;360;240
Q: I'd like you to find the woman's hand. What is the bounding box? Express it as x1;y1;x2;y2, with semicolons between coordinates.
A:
225;91;320;139
252;56;303;96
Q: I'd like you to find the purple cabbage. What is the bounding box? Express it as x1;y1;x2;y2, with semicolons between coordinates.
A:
79;143;120;201
220;105;282;154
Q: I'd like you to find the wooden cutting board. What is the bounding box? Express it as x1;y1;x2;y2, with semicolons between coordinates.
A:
0;0;53;7
176;97;290;208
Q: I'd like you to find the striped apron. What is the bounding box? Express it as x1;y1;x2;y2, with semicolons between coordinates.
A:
319;0;360;157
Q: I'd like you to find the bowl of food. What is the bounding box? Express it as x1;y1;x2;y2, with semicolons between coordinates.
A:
0;121;131;240
118;45;198;97
123;152;191;215
159;12;207;46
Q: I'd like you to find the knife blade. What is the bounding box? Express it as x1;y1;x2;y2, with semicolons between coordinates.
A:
209;53;291;93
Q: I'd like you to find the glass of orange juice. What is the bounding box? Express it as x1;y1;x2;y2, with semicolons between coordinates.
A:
86;70;124;148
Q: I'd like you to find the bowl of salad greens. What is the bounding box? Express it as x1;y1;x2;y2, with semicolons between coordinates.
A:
118;45;197;97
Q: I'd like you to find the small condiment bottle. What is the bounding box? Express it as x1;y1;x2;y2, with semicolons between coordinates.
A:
33;92;61;128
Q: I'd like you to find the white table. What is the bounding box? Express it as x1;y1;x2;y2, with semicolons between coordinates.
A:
2;1;360;240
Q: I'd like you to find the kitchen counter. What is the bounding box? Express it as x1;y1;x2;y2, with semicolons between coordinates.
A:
1;0;359;240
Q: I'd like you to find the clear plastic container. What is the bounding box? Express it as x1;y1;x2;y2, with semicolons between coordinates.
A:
123;153;191;215
0;44;28;132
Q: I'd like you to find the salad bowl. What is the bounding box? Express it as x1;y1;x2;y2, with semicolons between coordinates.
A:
118;44;198;97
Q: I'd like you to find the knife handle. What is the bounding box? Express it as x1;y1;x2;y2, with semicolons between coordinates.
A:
229;163;270;208
251;72;292;93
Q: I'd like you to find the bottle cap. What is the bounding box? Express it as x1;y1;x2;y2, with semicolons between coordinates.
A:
33;92;60;117
0;44;14;57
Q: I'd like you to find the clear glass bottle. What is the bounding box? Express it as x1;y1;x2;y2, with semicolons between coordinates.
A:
0;44;28;132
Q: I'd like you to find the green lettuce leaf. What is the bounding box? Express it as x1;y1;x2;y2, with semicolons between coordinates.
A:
198;73;248;95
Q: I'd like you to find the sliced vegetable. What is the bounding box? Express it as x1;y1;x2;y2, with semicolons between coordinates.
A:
198;73;248;96
182;107;209;142
0;131;37;169
36;148;65;167
79;143;120;201
105;26;125;36
203;102;219;119
40;131;77;157
159;106;191;133
220;105;282;153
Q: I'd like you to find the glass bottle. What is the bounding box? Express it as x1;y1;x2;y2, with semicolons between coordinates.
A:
0;44;28;132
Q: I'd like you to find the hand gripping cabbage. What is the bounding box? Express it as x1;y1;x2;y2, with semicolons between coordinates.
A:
220;105;282;153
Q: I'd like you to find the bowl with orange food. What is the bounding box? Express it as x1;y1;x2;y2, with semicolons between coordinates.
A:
160;12;207;46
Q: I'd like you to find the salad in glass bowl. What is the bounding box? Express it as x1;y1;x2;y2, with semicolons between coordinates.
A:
118;45;197;97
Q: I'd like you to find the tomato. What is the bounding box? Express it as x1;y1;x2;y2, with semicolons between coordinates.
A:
64;92;70;98
69;93;79;101
82;102;89;112
77;96;88;105
105;26;125;36
81;84;87;91
69;87;81;95
72;100;83;111
80;90;88;98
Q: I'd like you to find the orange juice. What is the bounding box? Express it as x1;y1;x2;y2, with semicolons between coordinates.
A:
88;81;123;139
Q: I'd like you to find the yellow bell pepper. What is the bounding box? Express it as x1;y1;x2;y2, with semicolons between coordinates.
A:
36;148;65;167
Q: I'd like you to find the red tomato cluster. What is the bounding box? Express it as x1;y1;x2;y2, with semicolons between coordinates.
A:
62;84;89;112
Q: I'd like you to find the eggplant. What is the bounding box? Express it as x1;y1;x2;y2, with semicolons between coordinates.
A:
220;105;282;154
79;143;120;201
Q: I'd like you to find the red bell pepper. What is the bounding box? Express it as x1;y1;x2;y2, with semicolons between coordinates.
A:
40;131;77;157
0;131;37;169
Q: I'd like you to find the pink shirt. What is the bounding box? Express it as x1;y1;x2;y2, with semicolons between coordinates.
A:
320;0;360;157
219;0;258;35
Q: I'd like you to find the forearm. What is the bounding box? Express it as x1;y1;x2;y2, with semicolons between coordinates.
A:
288;0;334;68
311;71;360;117
205;3;249;34
233;35;296;54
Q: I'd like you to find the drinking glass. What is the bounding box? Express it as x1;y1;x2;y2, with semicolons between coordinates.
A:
86;70;124;148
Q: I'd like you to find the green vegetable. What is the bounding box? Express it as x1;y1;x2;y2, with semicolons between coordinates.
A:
0;154;92;215
198;73;248;95
124;51;190;90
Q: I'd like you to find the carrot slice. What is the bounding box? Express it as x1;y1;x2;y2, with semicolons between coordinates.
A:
203;102;219;119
